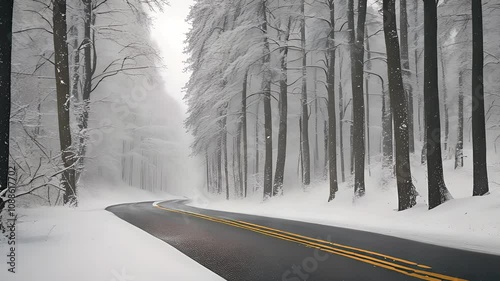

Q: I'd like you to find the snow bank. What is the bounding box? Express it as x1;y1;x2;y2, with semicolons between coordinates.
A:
192;156;500;255
0;184;223;281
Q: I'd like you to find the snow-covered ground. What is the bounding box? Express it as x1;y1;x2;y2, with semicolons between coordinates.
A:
0;184;223;281
192;154;500;255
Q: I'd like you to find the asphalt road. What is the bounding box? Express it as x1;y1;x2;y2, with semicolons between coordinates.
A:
106;200;500;281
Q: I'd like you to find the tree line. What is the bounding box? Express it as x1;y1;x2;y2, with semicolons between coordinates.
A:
185;0;497;210
0;0;169;209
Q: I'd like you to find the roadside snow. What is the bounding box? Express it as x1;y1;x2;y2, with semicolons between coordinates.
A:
0;184;224;281
191;155;500;255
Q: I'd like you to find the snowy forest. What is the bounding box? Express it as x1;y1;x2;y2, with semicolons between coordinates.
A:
0;0;201;210
184;0;500;211
0;0;499;214
2;1;500;280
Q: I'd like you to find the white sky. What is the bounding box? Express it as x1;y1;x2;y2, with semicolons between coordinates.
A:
149;1;194;113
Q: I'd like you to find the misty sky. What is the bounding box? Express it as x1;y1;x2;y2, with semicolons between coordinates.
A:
150;1;194;113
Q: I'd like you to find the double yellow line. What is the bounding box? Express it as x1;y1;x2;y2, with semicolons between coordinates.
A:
154;204;467;281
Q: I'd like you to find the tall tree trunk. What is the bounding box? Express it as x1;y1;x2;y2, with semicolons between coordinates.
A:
53;0;77;206
0;0;13;209
273;19;290;196
323;120;328;180
222;109;229;200
455;70;464;169
471;0;489;196
381;76;393;172
327;0;338;201
299;117;303;181
347;0;355;179
423;0;452;209
352;0;368;197
413;0;422;144
313;66;319;178
78;0;93;179
440;47;449;155
300;0;311;186
365;30;372;177
383;0;417;210
206;150;210;192
400;0;414;154
236;126;242;197
338;54;346;183
70;15;80;102
217;111;223;194
242;71;248;197
255;99;260;178
233;137;240;196
261;0;273;199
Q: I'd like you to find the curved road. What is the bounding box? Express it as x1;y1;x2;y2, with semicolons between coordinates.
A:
106;200;500;281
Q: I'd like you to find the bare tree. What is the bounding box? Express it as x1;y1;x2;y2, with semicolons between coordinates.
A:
273;18;291;196
351;0;368;197
383;0;417;210
400;0;415;154
261;0;273;199
53;0;77;205
326;0;338;201
241;71;248;197
300;0;311;186
423;0;452;209
471;0;489;196
455;70;464;169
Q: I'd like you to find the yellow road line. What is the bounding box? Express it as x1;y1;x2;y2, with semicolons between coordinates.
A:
236;219;431;269
154;205;467;281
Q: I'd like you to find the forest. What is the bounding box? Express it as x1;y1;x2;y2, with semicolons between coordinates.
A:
0;0;499;214
0;0;192;211
184;0;500;210
1;1;500;279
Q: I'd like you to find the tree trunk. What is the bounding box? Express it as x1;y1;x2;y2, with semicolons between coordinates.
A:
273;19;290;196
381;77;393;172
347;0;355;178
413;1;421;145
217;112;223;194
0;0;13;208
299;117;303;182
455;70;464;169
365;29;372;177
327;0;338;201
352;0;368;198
255;99;260;178
323;120;328;180
233;137;240;196
77;0;93;180
400;0;414;154
206;150;210;192
338;54;346;183
53;0;77;206
300;0;311;186
383;0;417;210
471;0;489;196
262;0;273;199
313;66;319;178
242;71;248;197
423;0;452;209
236;126;242;197
440;47;449;155
70;15;80;102
222;109;229;200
